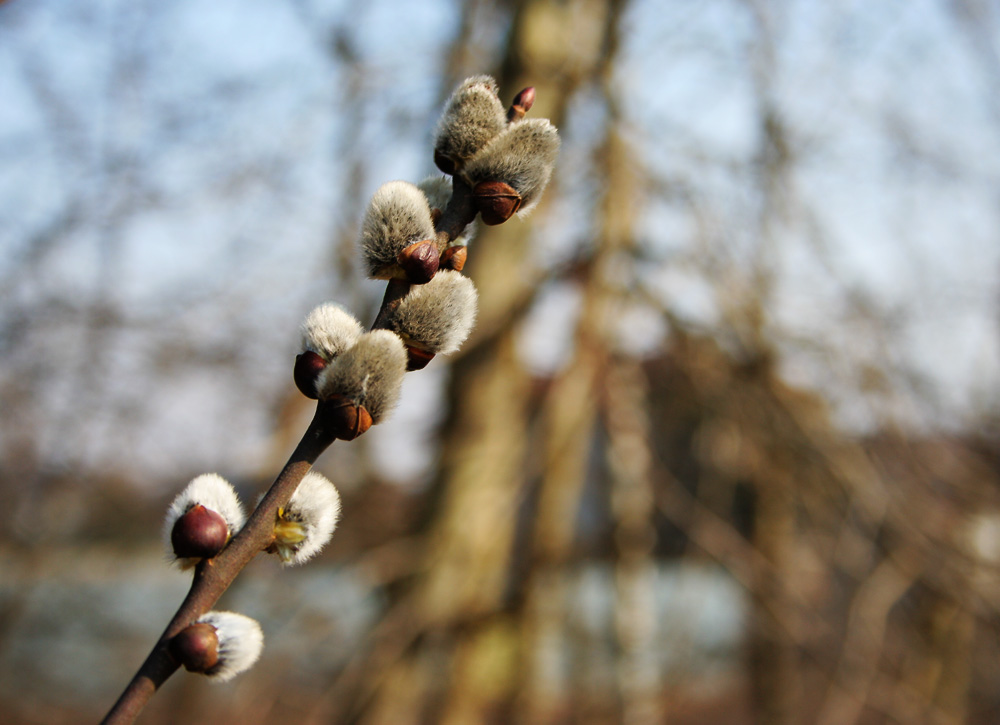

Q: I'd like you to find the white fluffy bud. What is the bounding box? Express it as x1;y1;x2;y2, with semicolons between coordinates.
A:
382;270;478;355
197;611;264;683
163;474;245;568
360;181;437;279
300;303;364;361
462;118;560;216
316;330;408;423
434;75;508;174
271;471;342;566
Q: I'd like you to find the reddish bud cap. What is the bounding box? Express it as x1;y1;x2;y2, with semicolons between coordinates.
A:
171;505;230;560
508;86;536;122
319;394;374;441
294;350;327;399
170;622;220;674
472;180;522;225
397;239;440;285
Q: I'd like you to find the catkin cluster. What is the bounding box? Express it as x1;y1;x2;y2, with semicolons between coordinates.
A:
161;471;342;681
435;76;559;223
158;75;558;686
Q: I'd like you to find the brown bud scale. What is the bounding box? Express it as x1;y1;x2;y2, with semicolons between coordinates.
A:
397;239;440;285
405;346;436;371
294;351;327;400
440;245;467;272
170;623;220;674
434;149;457;176
472;180;522;225
171;505;230;560
319;394;373;440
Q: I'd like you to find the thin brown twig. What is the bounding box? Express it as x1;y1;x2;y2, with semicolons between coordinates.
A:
100;406;338;725
99;90;528;724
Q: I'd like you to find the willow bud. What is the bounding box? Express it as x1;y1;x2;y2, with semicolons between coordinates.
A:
316;330;407;426
319;394;373;441
462;118;560;218
296;304;364;398
163;474;245;568
176;612;263;682
472;180;521;226
171;622;219;674
269;471;342;565
434;75;508;174
380;270;478;368
300;303;364;361
439;245;467;272
397;239;440;285
293;350;327;400
361;181;437;280
170;505;229;560
507;86;536;122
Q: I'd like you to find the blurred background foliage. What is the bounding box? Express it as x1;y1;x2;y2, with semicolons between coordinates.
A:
2;0;1000;723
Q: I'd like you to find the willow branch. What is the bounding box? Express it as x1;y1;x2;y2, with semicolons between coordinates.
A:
101;407;338;725
101;87;524;725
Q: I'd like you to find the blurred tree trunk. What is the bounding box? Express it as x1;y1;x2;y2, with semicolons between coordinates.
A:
352;2;625;724
517;75;649;725
742;7;804;717
746;454;802;725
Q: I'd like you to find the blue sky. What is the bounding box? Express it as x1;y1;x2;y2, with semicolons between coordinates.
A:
1;0;997;485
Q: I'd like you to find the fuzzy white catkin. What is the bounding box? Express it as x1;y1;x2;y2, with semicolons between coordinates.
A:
197;611;264;683
316;330;407;423
300;303;364;361
462;118;561;215
162;473;245;566
384;270;478;355
276;471;342;566
361;181;437;278
434;75;508;169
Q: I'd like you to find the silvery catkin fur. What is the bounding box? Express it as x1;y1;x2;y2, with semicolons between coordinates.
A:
316;330;407;422
383;270;478;355
434;75;508;170
361;181;437;278
299;303;364;361
462;118;561;215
